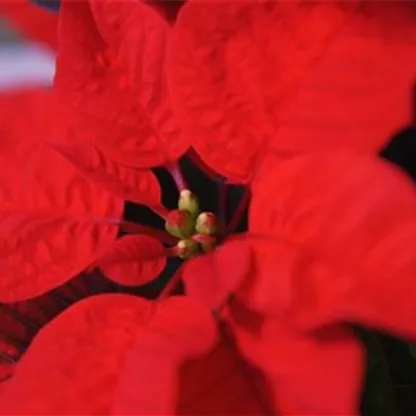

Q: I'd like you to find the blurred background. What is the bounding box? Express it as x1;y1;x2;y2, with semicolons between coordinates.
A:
0;5;54;90
0;17;17;41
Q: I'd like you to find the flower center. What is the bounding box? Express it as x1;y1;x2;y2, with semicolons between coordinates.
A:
165;189;219;259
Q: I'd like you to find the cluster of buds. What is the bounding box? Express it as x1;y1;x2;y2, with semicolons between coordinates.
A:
165;189;220;259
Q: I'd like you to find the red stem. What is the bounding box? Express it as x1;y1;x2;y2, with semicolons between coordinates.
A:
225;188;250;236
167;162;187;192
149;204;170;221
156;265;183;302
219;181;228;234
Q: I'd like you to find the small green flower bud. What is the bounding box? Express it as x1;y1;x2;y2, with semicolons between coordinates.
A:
178;189;200;218
193;233;216;253
175;238;200;259
165;209;195;239
195;212;219;235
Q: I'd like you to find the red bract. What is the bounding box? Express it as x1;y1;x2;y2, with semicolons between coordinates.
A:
54;0;416;185
169;0;416;183
0;0;58;50
0;294;246;415
0;294;151;414
96;234;167;286
51;141;163;209
249;152;416;339
182;239;252;309
51;0;175;213
179;150;416;413
55;0;188;169
0;90;123;302
116;291;361;415
0;293;363;415
226;301;363;415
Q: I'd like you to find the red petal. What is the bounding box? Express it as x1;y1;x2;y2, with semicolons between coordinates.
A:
228;300;364;415
113;296;217;414
0;1;58;50
250;152;416;340
0;89;55;142
169;1;357;182
21;89;164;211
97;235;166;286
0;294;151;415
176;340;276;415
238;238;297;317
113;296;276;414
169;1;416;182
182;239;252;309
272;2;416;155
56;0;188;168
52;141;163;208
0;90;123;302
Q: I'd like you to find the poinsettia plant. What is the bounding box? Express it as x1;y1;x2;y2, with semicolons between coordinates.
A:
0;0;416;414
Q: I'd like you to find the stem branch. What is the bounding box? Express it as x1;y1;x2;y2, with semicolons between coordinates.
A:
219;181;228;234
156;266;183;302
167;162;187;192
225;188;250;236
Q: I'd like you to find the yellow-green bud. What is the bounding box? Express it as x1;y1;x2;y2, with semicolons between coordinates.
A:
178;189;200;219
195;212;219;235
175;239;200;259
165;209;194;239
